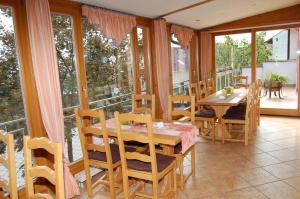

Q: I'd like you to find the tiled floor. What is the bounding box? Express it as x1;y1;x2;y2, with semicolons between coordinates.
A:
77;116;300;199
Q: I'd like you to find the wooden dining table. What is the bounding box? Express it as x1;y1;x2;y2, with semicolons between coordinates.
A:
197;88;248;138
98;119;197;192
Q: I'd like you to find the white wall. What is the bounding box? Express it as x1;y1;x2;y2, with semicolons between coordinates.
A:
242;61;297;84
272;30;288;61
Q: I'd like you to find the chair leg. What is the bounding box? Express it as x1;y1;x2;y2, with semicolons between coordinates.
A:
179;156;184;190
153;180;159;199
222;122;226;144
191;146;196;177
212;121;216;143
108;167;116;199
85;164;93;197
245;127;249;146
173;166;177;194
122;174;130;199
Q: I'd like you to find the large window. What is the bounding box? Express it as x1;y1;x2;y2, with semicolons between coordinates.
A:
171;34;190;95
52;13;82;163
0;6;28;187
215;33;251;91
82;19;134;118
137;26;152;94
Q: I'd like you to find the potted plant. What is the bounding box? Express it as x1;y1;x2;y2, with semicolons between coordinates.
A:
265;72;289;88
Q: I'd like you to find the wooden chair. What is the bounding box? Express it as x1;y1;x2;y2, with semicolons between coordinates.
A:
24;136;64;199
221;84;255;146
195;82;217;141
206;78;215;95
189;83;200;110
132;94;155;118
75;109;127;198
0;130;17;199
168;95;196;189
115;112;177;199
232;75;248;88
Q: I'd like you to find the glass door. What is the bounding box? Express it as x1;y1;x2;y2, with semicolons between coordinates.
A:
256;28;300;114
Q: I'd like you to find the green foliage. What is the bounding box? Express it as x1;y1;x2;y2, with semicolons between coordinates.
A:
265;72;289;83
216;32;272;70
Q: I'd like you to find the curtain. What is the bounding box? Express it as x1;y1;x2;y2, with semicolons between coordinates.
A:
25;0;80;198
82;5;136;46
171;25;194;48
200;31;213;80
154;19;170;120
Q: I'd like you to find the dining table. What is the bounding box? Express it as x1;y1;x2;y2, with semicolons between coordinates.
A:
197;88;248;138
95;118;198;191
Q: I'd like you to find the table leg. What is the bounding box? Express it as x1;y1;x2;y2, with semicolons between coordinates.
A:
161;145;175;192
211;106;230;139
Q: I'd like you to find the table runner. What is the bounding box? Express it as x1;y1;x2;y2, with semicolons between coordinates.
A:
105;118;197;153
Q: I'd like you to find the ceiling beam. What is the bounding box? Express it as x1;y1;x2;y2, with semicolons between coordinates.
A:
204;3;300;32
158;0;214;18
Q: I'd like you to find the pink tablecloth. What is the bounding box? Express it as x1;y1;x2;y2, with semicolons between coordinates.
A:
105;118;197;154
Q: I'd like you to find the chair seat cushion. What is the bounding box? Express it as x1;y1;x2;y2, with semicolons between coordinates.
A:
124;141;147;147
195;109;216;118
88;144;135;164
223;103;246;120
174;143;182;154
127;153;175;172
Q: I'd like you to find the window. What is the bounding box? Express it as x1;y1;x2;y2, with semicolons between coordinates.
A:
51;13;82;163
215;33;251;91
171;34;190;95
82;18;134;118
136;26;152;94
0;6;28;187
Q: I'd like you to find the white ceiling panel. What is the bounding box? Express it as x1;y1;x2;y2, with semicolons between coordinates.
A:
74;0;300;29
74;0;203;18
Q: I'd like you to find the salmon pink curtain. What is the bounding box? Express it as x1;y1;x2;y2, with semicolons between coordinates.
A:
25;0;80;198
154;19;170;120
82;5;136;46
171;25;194;48
200;31;213;80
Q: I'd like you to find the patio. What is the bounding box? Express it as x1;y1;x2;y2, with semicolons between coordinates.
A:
260;86;298;109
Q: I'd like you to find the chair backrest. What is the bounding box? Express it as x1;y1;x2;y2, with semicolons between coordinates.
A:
114;112;159;177
132;94;155;118
188;83;199;101
168;95;195;124
75;109;114;166
245;83;255;123
24;136;64;199
198;81;207;99
206;78;215;95
0;130;17;199
233;75;248;88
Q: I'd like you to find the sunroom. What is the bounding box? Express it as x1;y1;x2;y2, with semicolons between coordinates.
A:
1;0;300;198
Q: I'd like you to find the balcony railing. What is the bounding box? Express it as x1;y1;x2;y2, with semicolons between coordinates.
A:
216;67;241;91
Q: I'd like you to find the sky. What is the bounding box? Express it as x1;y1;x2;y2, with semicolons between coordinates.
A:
215;30;283;43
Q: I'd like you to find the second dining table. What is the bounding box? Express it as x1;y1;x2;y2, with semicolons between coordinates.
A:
197;88;248;138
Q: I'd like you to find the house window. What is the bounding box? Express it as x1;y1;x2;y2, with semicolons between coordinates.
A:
0;6;28;187
51;13;82;163
82;18;134;118
171;34;190;95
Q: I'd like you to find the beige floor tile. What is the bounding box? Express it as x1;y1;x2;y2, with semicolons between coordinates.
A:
255;141;284;152
267;148;300;162
238;168;279;186
209;175;251;193
224;187;268;199
257;181;300;199
245;153;281;167
284;176;300;191
263;163;300;179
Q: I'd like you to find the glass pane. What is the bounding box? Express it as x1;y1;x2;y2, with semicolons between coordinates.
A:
137;26;152;94
52;13;82;163
0;6;28;188
215;33;251;91
171;34;190;95
256;29;299;109
82;18;134;118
